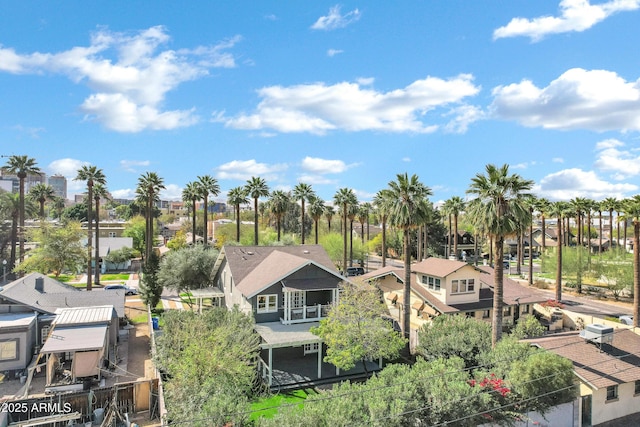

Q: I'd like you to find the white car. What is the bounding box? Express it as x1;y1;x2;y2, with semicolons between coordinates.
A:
619;315;633;326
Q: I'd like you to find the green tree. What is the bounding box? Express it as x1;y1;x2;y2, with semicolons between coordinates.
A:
28;183;55;219
140;251;162;309
467;164;533;346
74;165;106;290
182;181;200;245
157;245;220;308
293;182;315;244
308;196;325;244
227;186;249;242
442;196;466;260
312;283;406;373
324;204;335;234
334;188;358;272
196;175;220;245
245;177;270;245
14;221;86;277
386;173;432;340
0;191;24;279
3;155;41;269
92;182;109;285
104;246;134;270
602;197;620;252
622;195;640;327
534;197;551;255
167;230;188;250
268;190;290;242
373;189;392;267
416;315;491;369
123;215;146;257
510;314;545;339
136;172;165;261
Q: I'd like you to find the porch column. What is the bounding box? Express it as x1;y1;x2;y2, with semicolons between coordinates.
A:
268;347;273;387
284;291;289;323
317;341;322;379
378;356;382;369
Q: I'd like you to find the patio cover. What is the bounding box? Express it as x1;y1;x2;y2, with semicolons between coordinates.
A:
255;321;321;349
40;325;107;354
191;287;224;298
281;277;339;292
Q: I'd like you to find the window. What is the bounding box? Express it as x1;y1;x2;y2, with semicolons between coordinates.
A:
522;304;530;314
606;385;618;401
303;343;319;355
635;380;640;395
451;279;475;294
0;340;17;361
41;326;50;345
423;276;441;291
108;232;117;238
291;291;305;309
482;310;490;319
503;306;512;316
257;295;278;313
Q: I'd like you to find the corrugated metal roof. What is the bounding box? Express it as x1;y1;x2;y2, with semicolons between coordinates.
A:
53;305;115;325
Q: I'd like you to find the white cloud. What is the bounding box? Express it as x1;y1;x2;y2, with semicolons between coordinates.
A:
216;159;287;181
402;157;411;162
552;157;564;163
353;188;375;201
221;75;480;134
327;49;344;57
47;158;89;178
311;5;361;31
160;183;183;201
297;174;338;186
120;159;150;173
535;168;637;200
301;156;354;174
111;188;135;199
594;139;640;179
491;68;640;132
0;26;241;132
494;0;640;41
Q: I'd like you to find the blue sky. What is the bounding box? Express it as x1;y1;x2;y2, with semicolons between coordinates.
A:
2;1;640;206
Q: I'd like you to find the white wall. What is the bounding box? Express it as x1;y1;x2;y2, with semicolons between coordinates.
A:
591;382;640;426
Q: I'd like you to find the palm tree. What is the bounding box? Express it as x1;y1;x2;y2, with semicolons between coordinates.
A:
308;196;325;244
386;173;432;340
622;195;640;328
196;175;220;246
347;202;359;266
467;164;533;346
524;196;536;286
227;186;250;243
182;182;199;245
136;172;165;262
549;201;570;302
2;155;41;268
0;192;21;279
293;183;315;245
373;190;392;268
602;197;619;252
245;177;270;245
75;165;106;290
269;190;290;242
534;198;551;254
93;182;109;286
28;183;55;219
324;205;335;233
334;188;357;272
52;196;66;219
358;203;370;245
442;196;466;260
596;200;604;254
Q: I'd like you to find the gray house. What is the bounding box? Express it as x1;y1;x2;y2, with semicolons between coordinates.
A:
0;312;36;374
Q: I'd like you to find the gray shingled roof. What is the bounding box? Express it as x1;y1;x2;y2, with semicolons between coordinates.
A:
0;272;125;318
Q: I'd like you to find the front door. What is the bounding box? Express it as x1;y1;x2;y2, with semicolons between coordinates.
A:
581;395;592;427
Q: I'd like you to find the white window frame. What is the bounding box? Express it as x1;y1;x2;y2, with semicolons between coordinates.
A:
424;276;441;291
257;294;278;314
303;342;319;355
291;291;305;309
0;339;18;361
41;326;50;345
451;279;475;294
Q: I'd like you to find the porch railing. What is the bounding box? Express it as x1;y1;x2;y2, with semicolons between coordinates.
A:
281;304;331;324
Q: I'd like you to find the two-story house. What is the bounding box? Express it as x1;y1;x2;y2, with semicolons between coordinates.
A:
213;245;370;388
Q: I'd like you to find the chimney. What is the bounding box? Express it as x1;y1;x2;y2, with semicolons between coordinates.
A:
35;277;44;293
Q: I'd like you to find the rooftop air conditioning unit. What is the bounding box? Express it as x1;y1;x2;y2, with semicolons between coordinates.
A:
580;323;614;344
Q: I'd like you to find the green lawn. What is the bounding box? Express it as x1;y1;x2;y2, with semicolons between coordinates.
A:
101;273;131;281
250;389;317;422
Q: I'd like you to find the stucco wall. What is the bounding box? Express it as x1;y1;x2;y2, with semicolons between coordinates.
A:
591;382;640;426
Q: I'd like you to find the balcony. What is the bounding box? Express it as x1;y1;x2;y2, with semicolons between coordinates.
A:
280;288;338;325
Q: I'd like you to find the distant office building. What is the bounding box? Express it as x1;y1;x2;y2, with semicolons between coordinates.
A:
0;179;12;193
48;174;67;199
0;171;45;193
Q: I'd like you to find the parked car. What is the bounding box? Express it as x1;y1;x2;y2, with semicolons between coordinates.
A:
104;284;138;296
619;315;634;326
345;267;365;276
502;261;510;270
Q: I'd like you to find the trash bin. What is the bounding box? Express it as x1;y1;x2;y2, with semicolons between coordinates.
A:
152;317;159;330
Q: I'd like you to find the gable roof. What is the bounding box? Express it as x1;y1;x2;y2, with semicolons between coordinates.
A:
477;266;549;305
526;329;640;389
412;257;484;278
222;245;342;298
0;273;125;317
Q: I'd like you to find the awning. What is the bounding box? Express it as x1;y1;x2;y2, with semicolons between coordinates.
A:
41;325;107;354
282;277;339;292
387;292;399;303
412;301;425;312
191;287;224;298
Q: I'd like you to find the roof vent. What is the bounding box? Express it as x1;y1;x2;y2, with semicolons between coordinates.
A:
303;250;310;254
247;251;254;255
35;277;45;293
580;323;614;344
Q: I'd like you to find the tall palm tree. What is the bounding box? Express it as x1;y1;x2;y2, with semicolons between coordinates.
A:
196;175;220;245
75;165;106;290
570;197;588;247
347;202;359;266
524;196;536;285
373;190;392;268
602;197;619;252
93;182;109;286
467;164;533;346
442;196;466;260
2;155;41;268
387;173;432;340
0;192;22;279
182;182;199;245
136;172;165;262
622;195;640;328
228;187;249;243
245;177;270;245
324;205;335;233
269;190;290;242
293;183;315;245
333;188;357;272
52;196;66;219
596;200;604;254
549;201;570;302
358;203;370;245
534;198;551;254
28;183;55;219
308;196;325;244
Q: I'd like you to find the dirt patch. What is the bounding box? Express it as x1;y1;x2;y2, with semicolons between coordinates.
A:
125;298;155;380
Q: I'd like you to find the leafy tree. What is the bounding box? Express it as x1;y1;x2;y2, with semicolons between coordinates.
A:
3;155;41;268
311;282;406;373
104;246;134;269
416;315;491;369
75;165;106;290
157;245;220;308
114;204;132;220
245;176;270;245
154;308;260;427
15;222;86;277
140;251;162;309
510;314;545;339
166;230;188;250
123;215;146;257
467;164;533;346
28;183;55;219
